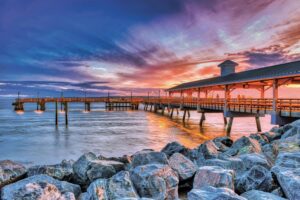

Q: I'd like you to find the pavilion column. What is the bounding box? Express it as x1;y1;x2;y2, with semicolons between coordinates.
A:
272;79;278;113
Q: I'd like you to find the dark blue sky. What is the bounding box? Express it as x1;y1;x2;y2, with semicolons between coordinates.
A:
0;0;300;97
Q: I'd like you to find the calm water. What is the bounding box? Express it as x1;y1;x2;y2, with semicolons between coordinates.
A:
0;98;274;166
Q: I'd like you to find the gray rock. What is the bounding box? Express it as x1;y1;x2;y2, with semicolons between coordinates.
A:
238;153;271;170
198;140;220;159
193;166;235;190
0;174;81;200
278;133;300;153
131;150;169;168
281;126;300;139
130;164;179;200
161;141;189;157
271;152;300;200
0;160;26;188
188;186;246;200
224;136;262;156
169;153;197;181
236;165;275;194
85;171;139;200
73;152;124;185
28;159;74;181
241;190;287;200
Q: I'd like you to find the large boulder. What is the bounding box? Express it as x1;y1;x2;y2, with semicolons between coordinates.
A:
193;166;235;190
85;171;139;199
262;132;281;142
277;131;300;153
238;153;271;170
169;153;197;181
73;152;124;185
236;165;275;194
271;152;300;200
224;136;262;156
161;141;190;157
28;159;74;181
281;126;300;139
1;174;81;200
130;164;179;200
198;140;220;159
0;160;26;188
262;143;278;164
188;186;246;200
249;133;269;146
241;190;287;200
131;150;169;168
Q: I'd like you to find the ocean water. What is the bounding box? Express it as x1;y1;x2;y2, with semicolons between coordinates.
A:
0;98;274;166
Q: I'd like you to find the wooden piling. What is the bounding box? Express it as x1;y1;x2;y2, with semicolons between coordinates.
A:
183;109;187;122
199;112;205;127
255;116;262;132
170;108;174;118
226;117;234;136
55;101;58;126
65;102;68;126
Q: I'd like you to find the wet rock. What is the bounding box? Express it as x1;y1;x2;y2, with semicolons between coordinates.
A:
0;160;27;188
130;164;179;200
249;133;269;146
131;150;169;168
169;153;197;181
73;152;124;185
188;186;246;200
224;136;262;156
193;166;235;190
99;154;132;164
161;141;189;157
238;153;271;170
241;190;287;200
85;171;139;200
271;152;300;200
281;126;300;139
278;133;300;153
28;159;74;181
236;165;275;194
213;136;233;152
1;174;81;200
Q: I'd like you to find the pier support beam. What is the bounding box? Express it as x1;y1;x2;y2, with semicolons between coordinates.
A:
199;112;206;127
84;102;91;112
170;108;174;118
55;101;58;126
64;102;68;126
255;116;262;132
183;109;187;122
226;117;234;136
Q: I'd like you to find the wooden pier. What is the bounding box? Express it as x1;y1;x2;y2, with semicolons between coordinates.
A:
12;60;300;135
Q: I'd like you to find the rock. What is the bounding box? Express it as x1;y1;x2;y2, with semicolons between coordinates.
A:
238;153;271;170
73;152;124;185
161;141;189;157
130;164;179;200
241;190;287;200
0;160;27;188
224;136;262;156
199;157;245;175
271;152;300;200
193;166;235;190
262;143;278;164
198;140;220;159
249;133;269;146
85;171;139;199
277;133;300;153
213;136;233;152
131;150;169;168
28;159;74;181
188;186;246;200
271;187;285;198
262;132;281;142
169;153;197;181
1;174;81;200
236;165;275;194
99;154;132;164
281;126;300;139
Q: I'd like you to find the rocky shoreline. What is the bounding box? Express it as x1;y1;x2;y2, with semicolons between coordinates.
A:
1;120;300;200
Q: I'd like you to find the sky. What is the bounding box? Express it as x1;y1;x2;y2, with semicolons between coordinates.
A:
0;0;300;97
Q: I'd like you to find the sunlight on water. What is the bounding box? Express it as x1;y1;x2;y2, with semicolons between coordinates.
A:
0;98;274;166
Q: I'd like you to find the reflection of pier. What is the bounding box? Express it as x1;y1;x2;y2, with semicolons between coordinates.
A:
12;60;300;135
